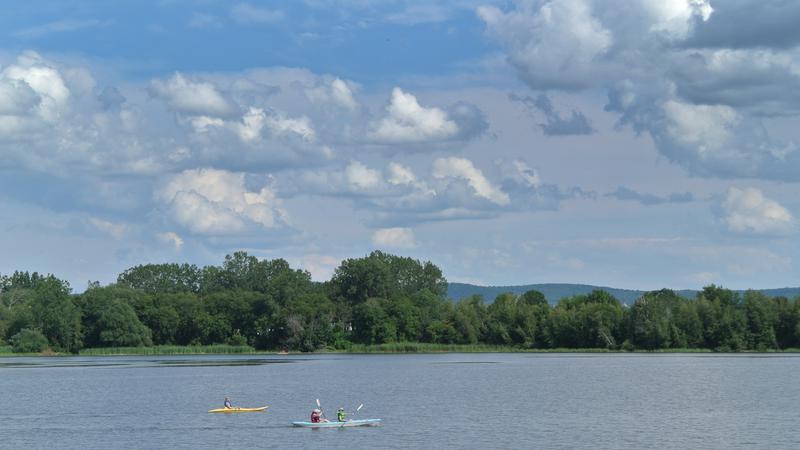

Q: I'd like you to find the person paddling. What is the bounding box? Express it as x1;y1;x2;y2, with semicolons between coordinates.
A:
224;397;233;409
337;407;347;422
310;408;329;423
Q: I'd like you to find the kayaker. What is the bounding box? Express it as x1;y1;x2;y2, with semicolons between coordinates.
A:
310;409;327;423
337;408;347;422
224;397;233;409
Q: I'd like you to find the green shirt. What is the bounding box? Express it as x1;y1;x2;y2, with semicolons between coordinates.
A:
337;411;346;421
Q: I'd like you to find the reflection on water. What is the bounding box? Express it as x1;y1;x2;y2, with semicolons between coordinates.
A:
155;358;296;367
0;356;301;369
431;361;500;364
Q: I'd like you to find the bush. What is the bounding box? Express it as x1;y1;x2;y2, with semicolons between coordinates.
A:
10;329;49;353
226;332;248;346
621;339;634;352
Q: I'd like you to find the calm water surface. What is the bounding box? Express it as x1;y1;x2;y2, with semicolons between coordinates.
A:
1;353;799;449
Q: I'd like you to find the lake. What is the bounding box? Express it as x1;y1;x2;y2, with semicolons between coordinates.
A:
1;353;799;449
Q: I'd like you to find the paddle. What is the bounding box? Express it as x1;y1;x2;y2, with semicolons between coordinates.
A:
353;403;364;417
316;398;326;421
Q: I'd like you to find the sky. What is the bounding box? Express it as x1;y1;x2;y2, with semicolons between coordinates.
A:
1;0;800;292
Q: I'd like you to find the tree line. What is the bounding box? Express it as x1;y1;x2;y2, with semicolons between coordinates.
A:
1;250;799;353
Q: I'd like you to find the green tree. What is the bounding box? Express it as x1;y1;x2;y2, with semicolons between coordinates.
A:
631;289;685;349
30;276;81;352
353;298;396;344
95;300;153;347
329;251;447;305
743;290;778;350
451;295;488;344
696;285;747;351
117;264;201;293
78;286;152;347
10;328;49;353
549;291;624;348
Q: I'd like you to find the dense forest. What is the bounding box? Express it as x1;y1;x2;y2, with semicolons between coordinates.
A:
1;250;799;353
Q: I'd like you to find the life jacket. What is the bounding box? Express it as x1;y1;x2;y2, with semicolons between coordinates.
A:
311;412;321;423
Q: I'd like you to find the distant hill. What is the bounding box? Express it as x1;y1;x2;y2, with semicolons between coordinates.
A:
447;283;800;305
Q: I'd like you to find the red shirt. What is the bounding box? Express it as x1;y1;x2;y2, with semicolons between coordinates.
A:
311;412;321;423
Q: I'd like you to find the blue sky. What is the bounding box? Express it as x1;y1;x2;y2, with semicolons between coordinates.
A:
2;0;800;292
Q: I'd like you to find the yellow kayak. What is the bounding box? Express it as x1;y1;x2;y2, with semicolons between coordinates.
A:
208;406;269;413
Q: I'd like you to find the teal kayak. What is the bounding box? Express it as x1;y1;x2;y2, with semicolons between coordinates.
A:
291;419;382;428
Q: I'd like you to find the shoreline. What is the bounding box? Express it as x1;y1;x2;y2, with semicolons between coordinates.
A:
3;343;800;357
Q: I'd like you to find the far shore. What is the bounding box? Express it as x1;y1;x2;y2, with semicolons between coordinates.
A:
3;343;800;357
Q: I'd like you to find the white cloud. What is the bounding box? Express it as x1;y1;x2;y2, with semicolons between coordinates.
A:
150;73;233;116
231;107;315;142
387;162;417;186
0;78;39;115
481;1;800;180
189;115;225;133
433;157;510;205
230;3;284;24
722;187;794;234
1;52;70;122
157;168;287;235
369;87;458;143
234;107;266;141
346;161;382;190
478;0;612;90
643;0;713;39
372;227;416;248
264;112;316;141
662;100;739;157
156;231;184;250
306;77;358;111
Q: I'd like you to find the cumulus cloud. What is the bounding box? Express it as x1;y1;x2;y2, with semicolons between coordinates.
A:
372;227;416;248
387;162;417;186
367;88;487;144
0;54;484;179
510;93;594;136
721;187;794;234
369;87;458;143
1;51;70;123
346;161;382;190
306;78;358;111
274;157;588;227
229;106;315;142
156;168;288;235
478;0;613;90
0;78;39;115
480;0;800;180
150;73;234;117
433;157;510;205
